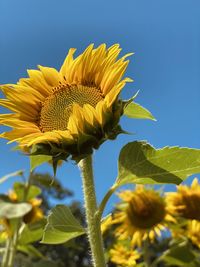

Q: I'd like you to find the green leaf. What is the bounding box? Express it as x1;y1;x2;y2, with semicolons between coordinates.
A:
160;242;198;267
41;205;85;244
30;155;52;171
19;219;46;245
0;170;24;185
13;182;41;201
17;244;44;259
124;102;156;120
0;202;32;219
117;141;200;186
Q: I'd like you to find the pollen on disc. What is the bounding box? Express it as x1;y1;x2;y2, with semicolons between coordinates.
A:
39;84;103;132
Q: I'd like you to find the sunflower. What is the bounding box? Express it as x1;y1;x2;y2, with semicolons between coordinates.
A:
110;186;173;247
166;178;200;221
0;44;133;161
187;220;200;249
109;243;140;267
23;198;43;224
101;214;113;234
8;190;43;224
0;219;11;241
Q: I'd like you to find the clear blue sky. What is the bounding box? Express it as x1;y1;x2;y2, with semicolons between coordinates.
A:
0;0;200;214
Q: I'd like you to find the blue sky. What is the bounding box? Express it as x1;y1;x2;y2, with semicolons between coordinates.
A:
0;0;200;214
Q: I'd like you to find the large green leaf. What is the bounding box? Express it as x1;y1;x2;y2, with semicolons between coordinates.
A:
0;170;24;185
30;155;52;171
123;102;156;120
117;141;200;186
41;205;85;244
0;202;32;219
13;182;41;201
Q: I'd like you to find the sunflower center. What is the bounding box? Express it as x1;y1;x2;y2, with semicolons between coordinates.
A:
127;192;166;229
39;84;103;132
176;193;200;220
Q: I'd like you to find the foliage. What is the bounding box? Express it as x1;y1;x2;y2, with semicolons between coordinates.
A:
117;141;200;186
41;205;85;244
17;173;89;267
1;170;200;266
123;101;155;121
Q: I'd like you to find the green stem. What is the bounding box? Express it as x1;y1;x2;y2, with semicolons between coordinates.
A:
97;184;118;220
79;155;107;267
1;239;11;267
6;220;21;267
143;239;151;267
1;219;21;267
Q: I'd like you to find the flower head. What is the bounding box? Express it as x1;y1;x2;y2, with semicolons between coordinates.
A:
166;178;200;221
110;186;172;247
109;243;140;267
0;44;133;161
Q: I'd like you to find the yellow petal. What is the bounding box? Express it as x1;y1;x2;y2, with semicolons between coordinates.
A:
60;48;76;76
38;65;61;87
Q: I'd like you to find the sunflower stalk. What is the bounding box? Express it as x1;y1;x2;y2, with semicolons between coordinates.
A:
79;155;107;267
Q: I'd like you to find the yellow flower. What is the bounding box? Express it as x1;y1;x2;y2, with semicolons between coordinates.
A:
23;198;43;224
187;220;200;249
110;186;173;247
166;178;200;220
0;44;133;161
0;219;10;241
109;243;140;267
0;190;43;242
101;214;113;234
8;190;43;224
8;190;18;202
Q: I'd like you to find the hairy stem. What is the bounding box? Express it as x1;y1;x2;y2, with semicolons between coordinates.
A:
79;155;107;267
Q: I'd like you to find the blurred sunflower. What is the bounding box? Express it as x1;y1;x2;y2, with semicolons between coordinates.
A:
109;243;140;267
166;178;200;221
0;219;11;241
8;190;43;224
0;44;133;161
101;214;113;234
0;192;43;243
109;186;173;247
187;220;200;249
